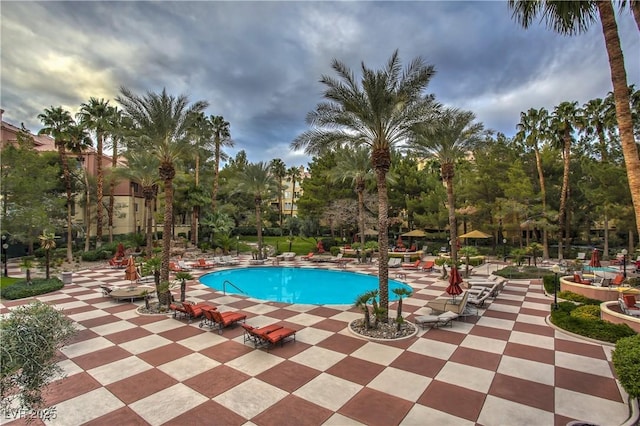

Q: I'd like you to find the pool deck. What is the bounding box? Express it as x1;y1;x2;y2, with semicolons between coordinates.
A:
0;257;636;425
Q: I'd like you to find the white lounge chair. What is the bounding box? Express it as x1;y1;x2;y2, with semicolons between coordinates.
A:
618;298;640;317
414;311;459;329
427;292;469;315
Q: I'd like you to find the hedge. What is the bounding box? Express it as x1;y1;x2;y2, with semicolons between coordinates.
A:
550;301;635;343
612;335;640;398
1;279;64;300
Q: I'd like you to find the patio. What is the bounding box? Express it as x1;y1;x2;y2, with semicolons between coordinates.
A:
0;257;634;425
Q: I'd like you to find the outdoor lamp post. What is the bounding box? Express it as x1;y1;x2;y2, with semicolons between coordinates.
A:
2;235;8;277
502;238;507;261
551;264;561;310
236;236;239;257
622;249;628;278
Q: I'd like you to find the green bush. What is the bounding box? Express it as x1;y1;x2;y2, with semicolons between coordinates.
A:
496;266;550;280
557;291;602;305
330;246;341;256
543;274;557;294
550;301;635;343
1;279;64;300
81;249;111;262
612;335;640;398
570;305;600;320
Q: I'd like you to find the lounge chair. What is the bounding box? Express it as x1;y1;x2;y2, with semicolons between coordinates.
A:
169;261;186;272
192;258;215;269
576;252;586;261
241;323;283;346
618;298;640;317
467;287;492;308
573;273;591;285
427;291;470;315
388;257;401;268
108;258;127;269
302;252;314;261
177;260;193;271
414;311;459;329
169;300;189;319
181;301;216;323
204;309;247;334
259;326;297;350
623;295;638;309
221;255;240;266
612;274;626;286
421;260;435;272
100;285;113;296
401;259;421;269
281;252;296;261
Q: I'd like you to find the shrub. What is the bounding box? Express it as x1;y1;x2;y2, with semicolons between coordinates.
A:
570;305;600;320
80;249;111;262
550;301;635;343
612;335;640;398
330;246;340;256
557;291;601;305
1;279;64;300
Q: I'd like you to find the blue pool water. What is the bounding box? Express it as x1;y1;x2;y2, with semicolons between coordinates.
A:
583;266;620;273
199;267;412;304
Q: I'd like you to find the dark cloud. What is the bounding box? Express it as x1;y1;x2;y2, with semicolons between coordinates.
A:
2;1;638;167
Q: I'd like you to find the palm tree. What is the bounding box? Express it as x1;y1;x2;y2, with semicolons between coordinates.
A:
354;291;373;329
116;87;208;282
210;115;233;211
19;257;34;284
291;50;438;315
270;158;287;232
509;0;640;240
174;271;193;302
38;232;56;280
78;98;113;247
286;166;302;219
549;101;581;259
326;147;374;263
514;107;551;259
38;108;92;262
391;287;413;331
106;107;126;243
410;108;485;264
188;112;214;245
234;162;276;259
582;96;617;162
116;152;160;255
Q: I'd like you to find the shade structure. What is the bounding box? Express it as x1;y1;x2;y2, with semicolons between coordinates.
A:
617;287;640;295
446;267;464;301
458;230;491;239
124;256;138;282
401;229;427;238
589;249;601;268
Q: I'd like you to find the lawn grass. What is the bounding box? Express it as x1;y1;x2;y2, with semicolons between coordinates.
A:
239;236;320;255
0;276;21;290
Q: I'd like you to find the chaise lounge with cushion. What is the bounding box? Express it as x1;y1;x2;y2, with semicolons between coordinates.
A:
426;291;470;315
202;309;247;333
414;311;459;329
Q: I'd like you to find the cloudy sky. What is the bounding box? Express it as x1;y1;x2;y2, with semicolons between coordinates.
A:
2;1;638;168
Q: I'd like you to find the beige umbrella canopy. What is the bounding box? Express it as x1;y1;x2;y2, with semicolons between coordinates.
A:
401;229;427;237
458;230;491;239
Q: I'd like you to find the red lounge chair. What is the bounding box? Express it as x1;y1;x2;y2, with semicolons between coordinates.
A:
302;252;314;261
241;323;283;346
401;259;421;269
573;273;591;285
194;258;215;269
262;327;297;349
612;274;625;286
169;301;189;319
623;295;637;309
182;301;216;323
421;261;435;272
205;309;247;333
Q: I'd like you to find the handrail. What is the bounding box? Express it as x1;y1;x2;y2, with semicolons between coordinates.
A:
222;280;247;295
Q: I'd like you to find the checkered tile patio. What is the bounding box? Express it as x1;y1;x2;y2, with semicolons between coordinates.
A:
1;257;635;425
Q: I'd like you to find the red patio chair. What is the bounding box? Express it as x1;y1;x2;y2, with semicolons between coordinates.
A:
182;301;216;323
207;309;247;334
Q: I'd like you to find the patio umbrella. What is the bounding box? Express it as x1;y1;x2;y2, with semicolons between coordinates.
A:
317;240;325;253
115;242;126;259
446;267;464;302
458;230;491;239
124;256;138;283
401;229;427;238
589;249;601;268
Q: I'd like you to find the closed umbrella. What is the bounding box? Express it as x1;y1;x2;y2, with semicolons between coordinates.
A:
317;240;325;253
124;256;138;283
446;267;464;302
115;242;126;259
589;249;601;268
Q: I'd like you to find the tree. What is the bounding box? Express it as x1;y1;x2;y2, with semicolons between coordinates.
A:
514;107;552;258
292;50;438;315
117;87;208;282
233;162;276;259
0;301;76;415
327;147;374;262
38;232;56;280
38;108;91;262
78;98;114;247
410;108;485;264
509;0;640;241
106;107;126;243
549;101;581;259
187;112;213;245
286;166;302;219
210;115;233;212
270;158;287;232
391;287;413;331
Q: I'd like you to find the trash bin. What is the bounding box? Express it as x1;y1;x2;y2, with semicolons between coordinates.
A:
61;271;73;285
403;254;411;263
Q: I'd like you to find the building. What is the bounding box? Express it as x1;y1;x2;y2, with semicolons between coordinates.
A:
271;166;308;219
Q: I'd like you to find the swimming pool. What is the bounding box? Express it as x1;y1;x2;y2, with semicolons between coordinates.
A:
199;267;413;304
583;266;620;273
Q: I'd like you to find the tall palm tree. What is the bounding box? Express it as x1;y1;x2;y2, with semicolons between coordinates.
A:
38;107;91;262
116;87;207;282
514;107;551;259
188;112;214;245
210;115;233;211
509;0;640;240
582;96;617;162
234;162;276;259
292;50;438;315
270;158;287;232
286;166;302;219
106;107;126;243
326;147;374;262
115;152;160;255
549;101;582;259
77;98;113;247
410;108;485;264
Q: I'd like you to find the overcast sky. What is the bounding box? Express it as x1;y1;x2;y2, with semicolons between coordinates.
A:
2;1;638;168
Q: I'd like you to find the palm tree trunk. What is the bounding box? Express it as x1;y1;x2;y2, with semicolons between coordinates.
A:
598;1;640;238
290;180;296;218
375;167;390;316
445;180;458;264
59;146;73;262
161;178;173;282
557;132;571;260
256;198;263;259
109;142;117;243
96;134;104;248
534;148;550;259
357;180;366;263
212;143;221;211
84;157;91;252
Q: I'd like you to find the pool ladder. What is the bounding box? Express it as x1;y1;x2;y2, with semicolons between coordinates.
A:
222;280;247;295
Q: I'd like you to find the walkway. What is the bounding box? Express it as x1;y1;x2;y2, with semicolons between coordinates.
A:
0;258;633;425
